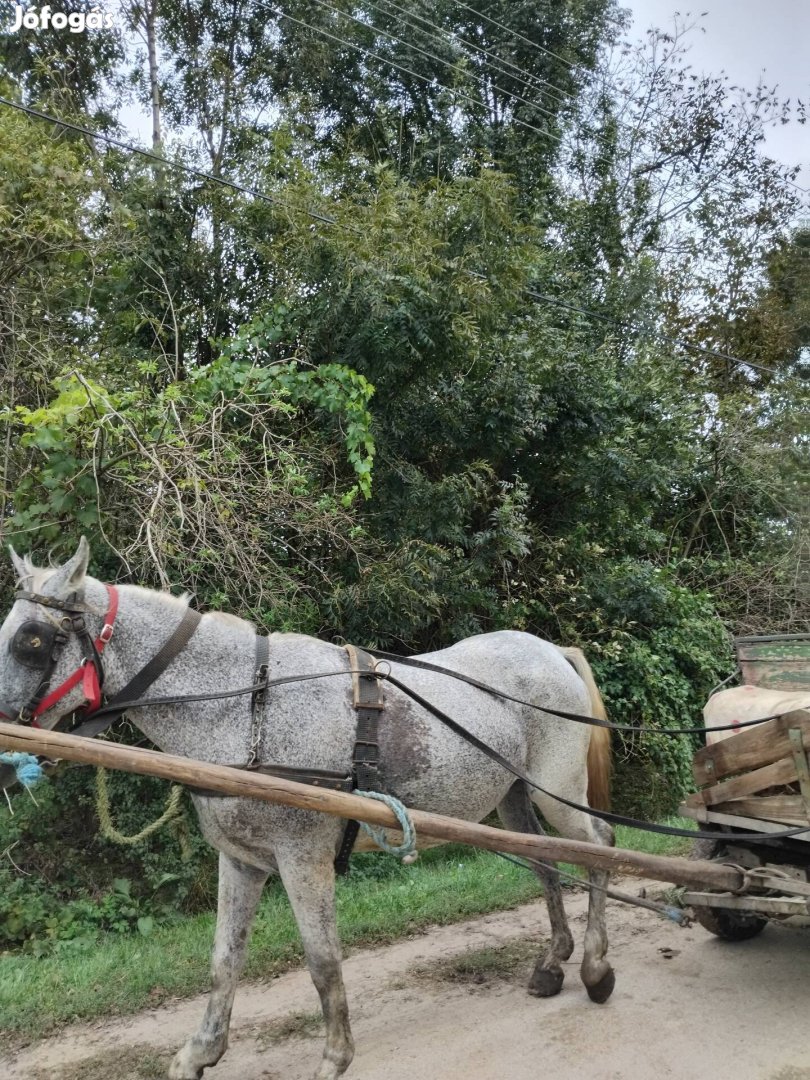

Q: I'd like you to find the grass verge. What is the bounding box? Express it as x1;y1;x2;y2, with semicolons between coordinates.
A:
0;820;694;1043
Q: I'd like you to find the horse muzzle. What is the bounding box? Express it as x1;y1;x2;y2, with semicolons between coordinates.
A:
0;762;18;791
0;701;32;789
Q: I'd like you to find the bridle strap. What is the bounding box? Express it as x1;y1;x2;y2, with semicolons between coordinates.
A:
14;591;98;614
70;605;203;739
30;586;119;722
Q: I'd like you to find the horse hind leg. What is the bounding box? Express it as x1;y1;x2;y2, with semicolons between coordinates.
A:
580;816;615;1003
497;781;573;998
169;852;268;1080
531;787;616;1005
275;841;354;1080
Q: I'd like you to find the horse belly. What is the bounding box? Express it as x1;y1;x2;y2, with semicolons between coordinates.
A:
190;793;345;871
377;683;527;823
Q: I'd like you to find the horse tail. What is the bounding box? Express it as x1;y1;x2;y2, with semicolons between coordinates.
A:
558;646;612;811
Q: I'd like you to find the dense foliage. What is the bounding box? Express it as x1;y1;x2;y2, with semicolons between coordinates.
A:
0;2;806;950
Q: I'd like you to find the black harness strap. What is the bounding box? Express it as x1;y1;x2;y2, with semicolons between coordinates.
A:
246;635;270;768
362;648;784;737
380;668;810;844
334;645;385;875
70;605;203;739
71;658;783;738
184;634;357;799
190;764;354;799
14;591;97;614
347;644;385;791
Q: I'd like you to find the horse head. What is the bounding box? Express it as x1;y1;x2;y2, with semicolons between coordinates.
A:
0;537;94;789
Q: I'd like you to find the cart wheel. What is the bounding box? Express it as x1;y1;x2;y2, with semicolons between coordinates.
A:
691;903;767;940
689;838;768;941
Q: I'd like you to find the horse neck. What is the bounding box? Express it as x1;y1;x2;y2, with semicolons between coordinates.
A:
85;577;256;752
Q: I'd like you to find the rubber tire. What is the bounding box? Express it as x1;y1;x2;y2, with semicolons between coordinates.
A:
690;837;768;942
691;903;767;941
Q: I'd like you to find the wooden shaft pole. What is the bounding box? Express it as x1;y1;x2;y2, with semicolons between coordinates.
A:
0;721;744;892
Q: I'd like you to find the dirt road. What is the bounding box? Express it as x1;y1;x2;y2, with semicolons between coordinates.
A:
5;884;810;1080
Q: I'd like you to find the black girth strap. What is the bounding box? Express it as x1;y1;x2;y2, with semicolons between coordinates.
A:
70;605;203;739
346;644;385;791
247;635;270;767
334;644;385;875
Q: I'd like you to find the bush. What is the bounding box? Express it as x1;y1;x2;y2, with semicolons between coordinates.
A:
0;761;215;955
582;562;732;819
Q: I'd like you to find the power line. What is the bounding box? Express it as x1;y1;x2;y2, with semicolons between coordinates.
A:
264;0;802;217
453;0;807;198
1;96;797;384
0;96;350;230
308;0;562;126
359;0;669;171
363;0;575;113
522;287;790;378
250;5;800;380
253;0;564;146
271;0;639;168
454;0;579;73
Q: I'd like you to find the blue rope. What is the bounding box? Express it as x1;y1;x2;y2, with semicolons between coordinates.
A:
353;790;417;859
0;752;45;790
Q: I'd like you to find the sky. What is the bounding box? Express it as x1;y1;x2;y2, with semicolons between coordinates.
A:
625;0;809;194
120;1;810;202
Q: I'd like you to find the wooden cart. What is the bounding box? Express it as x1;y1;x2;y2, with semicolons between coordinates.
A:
678;634;810;939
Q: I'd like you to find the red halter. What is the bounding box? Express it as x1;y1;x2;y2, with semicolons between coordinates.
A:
29;585;119;725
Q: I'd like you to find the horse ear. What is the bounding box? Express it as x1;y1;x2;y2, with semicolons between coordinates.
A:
46;536;91;596
9;545;28;582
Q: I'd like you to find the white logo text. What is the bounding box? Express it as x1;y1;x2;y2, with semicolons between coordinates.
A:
10;5;115;32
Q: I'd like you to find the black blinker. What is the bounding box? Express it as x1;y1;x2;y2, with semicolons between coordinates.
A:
11;621;65;670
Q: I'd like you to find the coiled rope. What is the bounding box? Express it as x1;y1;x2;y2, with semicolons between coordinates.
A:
353;790;418;862
0;752;44;790
95;767;186;847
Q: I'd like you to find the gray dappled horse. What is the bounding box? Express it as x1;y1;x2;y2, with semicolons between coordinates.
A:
0;539;614;1080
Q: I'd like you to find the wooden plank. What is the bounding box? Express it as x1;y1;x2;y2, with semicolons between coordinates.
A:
685;755;798;808
693;710;810;785
0;720;746;892
789;727;810;814
735;634;810;691
682;892;810;917
712;795;810;827
678;803;810;842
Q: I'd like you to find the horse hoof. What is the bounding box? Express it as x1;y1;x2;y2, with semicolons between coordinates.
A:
168;1050;204;1080
528;968;564;997
586;968;615;1004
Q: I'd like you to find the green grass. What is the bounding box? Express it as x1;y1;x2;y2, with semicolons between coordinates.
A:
28;1046;171;1080
0;822;695;1043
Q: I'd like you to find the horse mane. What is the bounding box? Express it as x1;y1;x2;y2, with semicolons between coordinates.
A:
17;562;256;634
558;646;612;811
123;586;256;633
207;610;256;632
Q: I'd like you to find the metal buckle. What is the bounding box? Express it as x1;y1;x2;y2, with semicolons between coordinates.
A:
253;663;268;707
98;623;115;645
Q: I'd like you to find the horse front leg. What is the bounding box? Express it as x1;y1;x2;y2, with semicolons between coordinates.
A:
275;841;354;1080
169;852;268;1080
498;782;573;998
